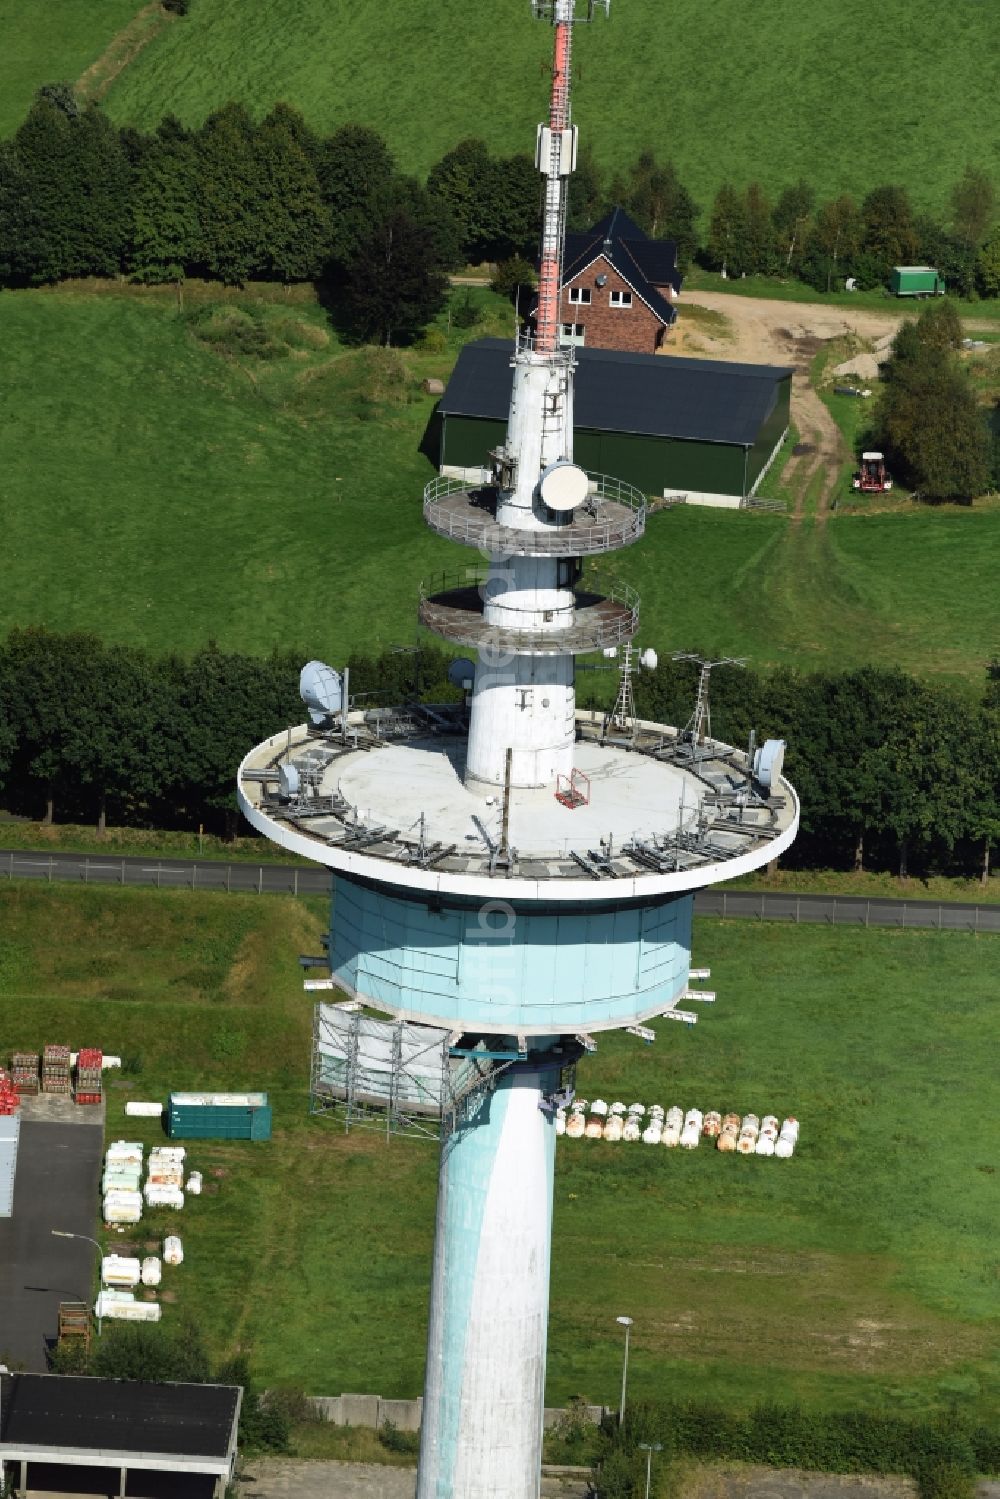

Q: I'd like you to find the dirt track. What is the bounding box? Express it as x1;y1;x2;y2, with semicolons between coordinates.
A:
669;293;916;517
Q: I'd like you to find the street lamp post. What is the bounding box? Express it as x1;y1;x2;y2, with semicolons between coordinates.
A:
52;1230;104;1338
615;1314;633;1427
639;1441;663;1499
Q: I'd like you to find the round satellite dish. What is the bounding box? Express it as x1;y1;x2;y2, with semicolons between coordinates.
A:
640;648;658;670
300;661;342;724
753;738;785;791
278;763;300;798
539;461;589;513
448;656;476;691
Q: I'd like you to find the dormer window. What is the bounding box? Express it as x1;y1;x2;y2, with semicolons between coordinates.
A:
609;289;632;307
568;287;591;304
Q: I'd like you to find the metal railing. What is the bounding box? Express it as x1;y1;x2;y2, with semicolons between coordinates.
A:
417;569;640;654
422;472;647;556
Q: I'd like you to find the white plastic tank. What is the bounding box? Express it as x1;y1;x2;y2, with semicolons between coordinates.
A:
163;1235;184;1266
761;1115;779;1133
684;1109;703;1133
755;1136;775;1157
736;1134;755;1155
150;1145;186;1162
590;1099;608;1117
125;1101;164;1118
722;1113;741;1133
102;1255;141;1288
147;1163;184;1186
665;1106;683;1132
717;1131;737;1153
741;1114;760;1134
602;1116;623;1142
106;1141;143;1166
103;1191;142;1224
555;1111;566;1137
102;1169;141;1194
144;1183;184;1209
679;1125;700;1149
565;1113;585;1139
702;1111;722;1138
141;1256;162;1287
622;1118;641;1143
609;1101;626;1117
642;1122;663;1145
661;1125;680;1148
774;1137;795;1159
584;1117;604;1139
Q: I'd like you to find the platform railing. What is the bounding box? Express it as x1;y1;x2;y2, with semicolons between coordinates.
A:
422;471;647;555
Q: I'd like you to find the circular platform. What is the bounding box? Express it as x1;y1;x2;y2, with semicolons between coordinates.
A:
237;711;799;903
423;474;646;557
418;579;639;655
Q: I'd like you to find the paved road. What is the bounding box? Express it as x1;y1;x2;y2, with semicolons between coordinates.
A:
2;848;998;933
0;1120;103;1371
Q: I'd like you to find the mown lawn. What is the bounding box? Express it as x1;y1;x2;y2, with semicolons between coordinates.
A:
1;884;997;1420
89;0;1000;217
2;285;999;686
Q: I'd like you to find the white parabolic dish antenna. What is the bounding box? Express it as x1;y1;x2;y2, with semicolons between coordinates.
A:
539;461;589;513
300;661;342;724
754;738;786;791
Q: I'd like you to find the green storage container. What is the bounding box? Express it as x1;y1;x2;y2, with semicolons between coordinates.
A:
167;1091;271;1141
890;265;945;297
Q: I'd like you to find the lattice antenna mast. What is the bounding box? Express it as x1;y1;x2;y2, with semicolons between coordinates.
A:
672;653;746;744
608;642;636;734
532;0;610;356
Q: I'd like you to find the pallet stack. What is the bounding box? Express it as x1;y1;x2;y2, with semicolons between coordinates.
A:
11;1052;39;1097
0;1069;19;1114
75;1048;103;1106
42;1044;71;1096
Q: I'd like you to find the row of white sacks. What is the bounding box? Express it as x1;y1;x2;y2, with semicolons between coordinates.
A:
103;1141;202;1223
557;1102;801;1156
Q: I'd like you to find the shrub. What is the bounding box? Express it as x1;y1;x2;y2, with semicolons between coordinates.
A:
379;1419;420;1455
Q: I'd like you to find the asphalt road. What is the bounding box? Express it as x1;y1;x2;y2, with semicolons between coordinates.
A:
0;1120;103;1371
1;849;998;932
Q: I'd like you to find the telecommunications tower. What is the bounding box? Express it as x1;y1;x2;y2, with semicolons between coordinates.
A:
238;3;798;1495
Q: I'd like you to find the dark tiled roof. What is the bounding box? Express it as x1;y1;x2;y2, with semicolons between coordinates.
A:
562;205;683;324
440;339;793;448
0;1373;238;1460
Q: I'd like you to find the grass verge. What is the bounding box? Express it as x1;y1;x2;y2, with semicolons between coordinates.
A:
1;885;997;1421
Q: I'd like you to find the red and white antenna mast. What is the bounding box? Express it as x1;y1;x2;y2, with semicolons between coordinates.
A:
533;0;609;353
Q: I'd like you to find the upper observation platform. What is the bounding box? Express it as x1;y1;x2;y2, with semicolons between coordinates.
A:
237;708;798;904
423;473;646;557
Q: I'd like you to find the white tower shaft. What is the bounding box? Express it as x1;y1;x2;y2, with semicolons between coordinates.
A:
464;0;580;791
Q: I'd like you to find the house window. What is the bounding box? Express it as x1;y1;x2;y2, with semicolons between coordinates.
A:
568;286;591;304
559;322;586;346
609;289;633;307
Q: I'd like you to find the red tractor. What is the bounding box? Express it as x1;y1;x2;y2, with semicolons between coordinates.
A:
852;451;893;493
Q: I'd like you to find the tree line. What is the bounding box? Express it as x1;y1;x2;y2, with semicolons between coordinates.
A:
589;1397;998;1499
2;85;998;326
0;628;997;883
701;167;999;297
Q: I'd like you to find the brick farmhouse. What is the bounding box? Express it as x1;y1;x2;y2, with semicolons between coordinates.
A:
549;206;683;354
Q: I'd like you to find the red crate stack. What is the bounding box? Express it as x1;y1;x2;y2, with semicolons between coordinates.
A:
0;1069;20;1114
75;1047;103;1105
42;1044;72;1095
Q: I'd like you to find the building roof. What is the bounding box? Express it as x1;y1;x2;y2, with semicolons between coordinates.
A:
440;339;793;448
562;206;682;324
0;1373;239;1460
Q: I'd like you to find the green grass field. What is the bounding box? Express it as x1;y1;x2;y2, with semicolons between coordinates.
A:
83;0;1000;216
2;284;998;685
0;0;143;134
1;883;997;1420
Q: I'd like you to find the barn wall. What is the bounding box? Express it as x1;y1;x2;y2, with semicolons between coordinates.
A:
746;374;792;491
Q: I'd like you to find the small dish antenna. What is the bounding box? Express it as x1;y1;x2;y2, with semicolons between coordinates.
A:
753;738;785;792
299;660;342;725
639;648;658;670
602;646;618;659
539;461;589;513
448;657;476;691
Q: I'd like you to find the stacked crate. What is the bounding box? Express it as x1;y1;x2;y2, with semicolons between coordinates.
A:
42;1044;71;1095
11;1052;39;1097
75;1048;103;1105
